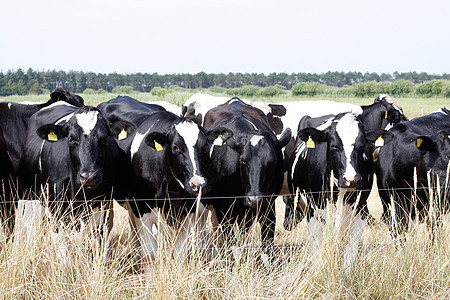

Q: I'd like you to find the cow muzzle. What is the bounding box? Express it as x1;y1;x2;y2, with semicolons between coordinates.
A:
189;176;205;195
79;171;100;188
245;196;263;208
342;175;361;189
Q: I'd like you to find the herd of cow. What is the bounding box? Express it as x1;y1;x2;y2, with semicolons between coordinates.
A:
0;88;449;265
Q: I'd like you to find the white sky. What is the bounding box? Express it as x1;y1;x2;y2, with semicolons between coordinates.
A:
1;0;449;75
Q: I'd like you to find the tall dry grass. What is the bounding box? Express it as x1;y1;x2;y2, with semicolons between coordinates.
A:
0;189;448;299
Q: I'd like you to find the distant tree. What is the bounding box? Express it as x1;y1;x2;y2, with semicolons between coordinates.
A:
29;82;41;95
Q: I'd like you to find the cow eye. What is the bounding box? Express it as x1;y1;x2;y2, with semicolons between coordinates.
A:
68;136;79;144
240;159;249;168
172;145;181;154
330;145;339;151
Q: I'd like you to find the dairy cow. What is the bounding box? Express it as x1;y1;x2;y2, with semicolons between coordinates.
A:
98;97;232;259
19;103;132;254
374;108;450;233
286;112;390;268
0;88;84;233
0;88;84;174
202;98;291;247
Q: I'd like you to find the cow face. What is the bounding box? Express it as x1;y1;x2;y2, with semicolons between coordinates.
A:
373;94;408;130
228;128;291;208
145;119;231;196
299;114;372;190
36;107;132;190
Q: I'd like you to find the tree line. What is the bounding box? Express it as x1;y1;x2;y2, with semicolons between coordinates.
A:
1;68;449;96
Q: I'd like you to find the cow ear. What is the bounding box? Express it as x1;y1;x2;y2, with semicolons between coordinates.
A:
50;88;67;103
366;130;394;146
415;136;436;151
109;120;136;140
298;128;326;144
36;124;68;142
277;128;292;148
207;127;233;145
196;113;203;126
145;132;168;151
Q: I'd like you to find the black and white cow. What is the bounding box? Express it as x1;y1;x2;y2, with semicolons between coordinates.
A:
286;112;390;268
97;95;166;126
0;88;84;233
202;98;291;247
0;88;84;174
282;94;408;228
358;94;408;132
0;128;14;233
19;103;132;255
98;97;232;259
374;108;450;233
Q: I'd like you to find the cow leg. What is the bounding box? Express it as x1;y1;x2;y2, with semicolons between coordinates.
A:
307;208;325;261
259;202;276;250
127;208;159;261
173;202;216;260
343;211;365;272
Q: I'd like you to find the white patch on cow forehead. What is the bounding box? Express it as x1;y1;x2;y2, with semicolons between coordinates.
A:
75;111;99;135
250;135;263;146
175;121;200;146
335;114;359;178
175;121;204;179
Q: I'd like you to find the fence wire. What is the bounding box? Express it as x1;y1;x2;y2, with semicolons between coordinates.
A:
0;185;447;204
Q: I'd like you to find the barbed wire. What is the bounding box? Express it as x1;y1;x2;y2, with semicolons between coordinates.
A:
0;185;447;204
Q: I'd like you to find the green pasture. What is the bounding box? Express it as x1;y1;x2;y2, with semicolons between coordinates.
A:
1;91;449;119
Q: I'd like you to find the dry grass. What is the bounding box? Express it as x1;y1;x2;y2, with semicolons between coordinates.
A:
0;187;448;299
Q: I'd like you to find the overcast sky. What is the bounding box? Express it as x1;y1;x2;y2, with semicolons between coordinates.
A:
1;0;449;75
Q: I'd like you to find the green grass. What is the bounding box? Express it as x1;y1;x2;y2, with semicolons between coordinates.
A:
1;91;448;119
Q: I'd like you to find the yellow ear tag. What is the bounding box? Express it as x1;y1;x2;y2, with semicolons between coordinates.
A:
375;136;384;147
385;111;388;119
118;128;127;140
306;136;315;148
416;138;423;148
153;140;163;151
48;131;58;142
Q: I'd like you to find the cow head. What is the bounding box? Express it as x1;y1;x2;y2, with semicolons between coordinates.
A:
49;87;85;107
298;113;374;190
227;128;291;208
373;94;408;130
36;106;134;189
145;118;233;196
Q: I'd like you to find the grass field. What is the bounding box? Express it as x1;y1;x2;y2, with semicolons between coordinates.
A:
0;91;449;299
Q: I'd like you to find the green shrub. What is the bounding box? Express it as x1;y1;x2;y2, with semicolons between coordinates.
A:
257;86;285;97
208;86;227;94
352;82;390;97
226;85;262;97
390;80;415;96
151;86;172;97
96;89;108;94
291;82;326;96
112;85;135;94
440;81;450;97
82;88;97;94
415;81;433;97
